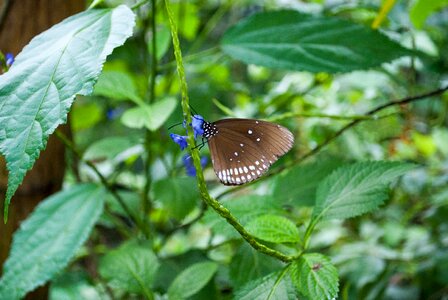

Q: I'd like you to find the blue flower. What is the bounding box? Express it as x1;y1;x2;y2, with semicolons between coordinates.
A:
183;154;208;176
5;53;14;67
170;133;188;150
191;115;204;138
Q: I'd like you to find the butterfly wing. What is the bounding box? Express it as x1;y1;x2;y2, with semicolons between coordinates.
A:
206;118;294;185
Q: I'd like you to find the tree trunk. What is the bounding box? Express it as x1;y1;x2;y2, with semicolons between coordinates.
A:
0;0;83;298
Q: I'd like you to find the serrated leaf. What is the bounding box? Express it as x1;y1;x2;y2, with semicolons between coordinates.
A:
202;195;283;239
246;215;300;244
221;10;413;73
290;253;339;300
272;158;343;206
313;161;415;221
167;261;218;300
229;244;282;288
99;240;159;295
121;97;177;131
93;70;142;103
0;184;105;299
0;5;135;219
151;177;199;220
234;270;296;300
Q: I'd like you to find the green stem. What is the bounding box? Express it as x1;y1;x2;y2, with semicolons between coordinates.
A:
55;130;143;231
164;0;294;263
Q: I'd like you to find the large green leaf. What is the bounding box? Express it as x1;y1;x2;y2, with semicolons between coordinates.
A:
167;261;218;300
99;240;159;296
0;5;135;219
271;158;343;206
0;184;105;300
152;177;200;220
313;161;415;221
246;215;300;244
221;10;413;73
290;253;339;300
234;270;296;300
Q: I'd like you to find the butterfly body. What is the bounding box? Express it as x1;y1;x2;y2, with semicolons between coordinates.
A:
201;118;294;185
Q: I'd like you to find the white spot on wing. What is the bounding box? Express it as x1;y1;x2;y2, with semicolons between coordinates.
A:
243;166;248;173
248;130;253;134
255;161;260;165
234;152;238;156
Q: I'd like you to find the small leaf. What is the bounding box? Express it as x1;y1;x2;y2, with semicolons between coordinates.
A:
221;10;413;73
290;253;339;300
234;270;296;300
83;136;136;161
0;184;105;299
246;215;300;244
272;158;343;206
121;97;177;131
167;261;218;300
410;0;448;29
202;195;283;239
229;244;282;288
313;161;415;221
93;70;142;103
152;177;199;220
99;240;159;295
0;5;135;219
71;102;103;131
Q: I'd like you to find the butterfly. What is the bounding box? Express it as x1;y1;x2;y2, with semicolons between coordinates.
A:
193;115;294;185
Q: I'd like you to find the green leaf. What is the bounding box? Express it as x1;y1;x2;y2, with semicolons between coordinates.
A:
410;0;448;29
0;5;135;219
234;270;296;300
313;161;415;221
246;215;300;244
167;261;218;300
229;244;282;288
202;195;283;239
83;136;136;161
50;271;102;300
290;253;339;300
93;70;142;103
71;102;103;131
148;25;172;60
152;177;199;220
99;240;159;295
272;158;343;206
221;10;413;73
121;97;177;131
0;184;105;299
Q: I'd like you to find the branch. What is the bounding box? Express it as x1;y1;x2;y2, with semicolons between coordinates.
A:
164;0;295;263
217;85;448;199
55;130;145;232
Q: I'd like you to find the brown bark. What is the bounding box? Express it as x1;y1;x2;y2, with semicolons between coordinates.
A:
0;0;84;298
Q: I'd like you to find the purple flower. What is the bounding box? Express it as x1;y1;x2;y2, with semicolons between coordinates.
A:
170;133;188;150
183;154;208;176
191;115;204;138
5;53;14;67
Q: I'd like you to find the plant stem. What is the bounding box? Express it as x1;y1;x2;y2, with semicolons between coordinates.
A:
55;130;143;231
164;0;295;263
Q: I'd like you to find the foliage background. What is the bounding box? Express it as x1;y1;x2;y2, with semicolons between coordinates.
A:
0;0;447;299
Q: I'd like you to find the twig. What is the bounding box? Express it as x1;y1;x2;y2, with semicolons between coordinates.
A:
217;86;448;199
55;130;144;231
164;0;296;263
